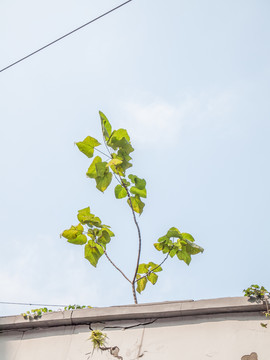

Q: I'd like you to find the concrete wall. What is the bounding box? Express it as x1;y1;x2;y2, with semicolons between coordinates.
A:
0;297;269;360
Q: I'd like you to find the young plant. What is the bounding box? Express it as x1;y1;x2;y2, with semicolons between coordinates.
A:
61;111;204;304
243;284;270;327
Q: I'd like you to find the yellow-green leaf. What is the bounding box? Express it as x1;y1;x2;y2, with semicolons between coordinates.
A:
68;234;87;245
99;111;112;141
107;158;123;168
136;276;147;294
166;227;183;239
95;161;108;178
61;224;84;240
154;242;163;251
86;156;102;179
177;249;191;265
148;262;162;272
128;175;146;190
182;233;195;242
137;263;148;274
84;240;104;267
76;136;101;158
127;195;145;214
147;272;158;285
130;186;147;198
114;185;127;199
96;172;112;192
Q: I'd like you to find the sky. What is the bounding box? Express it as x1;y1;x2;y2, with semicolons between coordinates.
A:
0;0;270;316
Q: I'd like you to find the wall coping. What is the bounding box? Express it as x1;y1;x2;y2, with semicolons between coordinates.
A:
0;297;264;331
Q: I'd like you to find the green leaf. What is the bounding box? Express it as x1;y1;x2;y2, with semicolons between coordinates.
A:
101;226;115;237
166;227;183;239
96;172;112;192
99;111;112;141
97;231;111;248
137;263;148;274
86;156;102;179
114;185;127;199
169;247;178;257
68;234;87;245
147;272;158;285
162;245;170;254
185;240;204;255
95;161;108;178
177;249;191;265
182;233;195;242
108;128;130;144
128;175;146;190
127;195;145;214
130;186;147;198
158;236;169;243
136;276;147;294
108;130;134;155
84;240;104;267
76;136;101;158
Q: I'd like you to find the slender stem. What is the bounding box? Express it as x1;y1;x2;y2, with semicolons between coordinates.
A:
121;179;142;304
97;242;132;284
99;135;141;304
132;283;138;304
135;252;170;283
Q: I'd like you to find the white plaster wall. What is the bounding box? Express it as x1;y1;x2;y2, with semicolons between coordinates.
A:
1;313;269;360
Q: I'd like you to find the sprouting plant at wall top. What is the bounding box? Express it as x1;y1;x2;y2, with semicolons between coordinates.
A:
22;304;91;320
61;111;204;304
243;284;270;328
22;307;52;320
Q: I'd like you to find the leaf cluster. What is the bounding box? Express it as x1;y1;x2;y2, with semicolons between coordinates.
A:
136;262;162;294
61;206;114;267
243;284;270;328
243;284;270;300
154;227;204;265
76;112;146;215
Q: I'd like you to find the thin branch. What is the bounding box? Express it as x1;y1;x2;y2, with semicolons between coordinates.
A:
95;147;111;159
135;252;170;283
97;242;132;284
120;179;142;304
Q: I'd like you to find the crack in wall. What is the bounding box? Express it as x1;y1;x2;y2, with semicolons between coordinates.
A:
89;318;157;331
87;319;156;360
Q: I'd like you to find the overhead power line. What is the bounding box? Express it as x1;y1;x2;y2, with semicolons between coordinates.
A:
0;0;133;74
0;301;67;307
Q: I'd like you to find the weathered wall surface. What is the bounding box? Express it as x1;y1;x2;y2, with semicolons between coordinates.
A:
0;298;269;360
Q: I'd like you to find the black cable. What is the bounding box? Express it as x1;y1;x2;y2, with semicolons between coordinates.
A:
0;0;133;74
0;301;67;307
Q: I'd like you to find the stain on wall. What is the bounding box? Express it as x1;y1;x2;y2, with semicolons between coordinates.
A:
241;352;258;360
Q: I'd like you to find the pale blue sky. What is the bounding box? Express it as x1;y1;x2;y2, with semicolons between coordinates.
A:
0;0;269;316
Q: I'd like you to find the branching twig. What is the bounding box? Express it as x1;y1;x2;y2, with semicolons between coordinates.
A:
135;253;170;283
97;242;131;284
